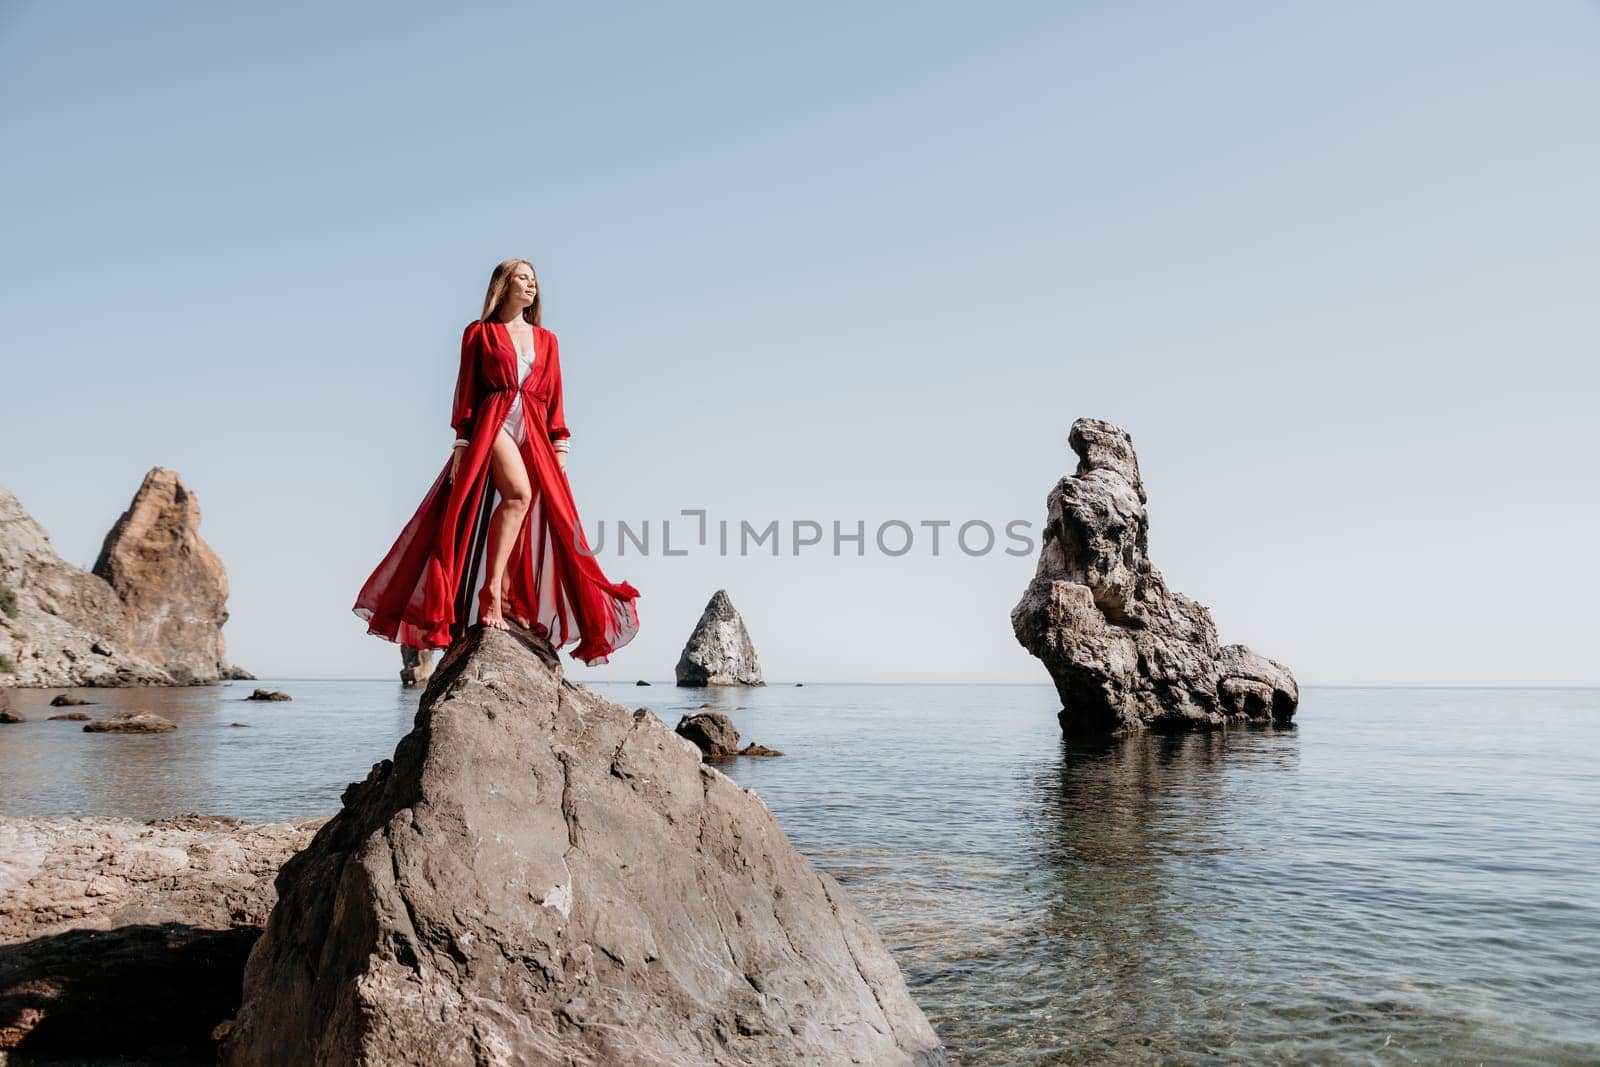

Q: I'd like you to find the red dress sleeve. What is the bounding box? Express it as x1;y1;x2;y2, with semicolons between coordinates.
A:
451;321;481;438
545;329;572;447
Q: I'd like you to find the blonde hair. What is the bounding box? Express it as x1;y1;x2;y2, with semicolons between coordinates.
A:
480;258;542;325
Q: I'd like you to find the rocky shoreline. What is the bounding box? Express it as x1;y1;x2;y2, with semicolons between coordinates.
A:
0;812;324;1060
1;626;945;1065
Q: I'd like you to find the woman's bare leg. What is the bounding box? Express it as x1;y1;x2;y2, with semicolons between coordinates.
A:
480;429;532;630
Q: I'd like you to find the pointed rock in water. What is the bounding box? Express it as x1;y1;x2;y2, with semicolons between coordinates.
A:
675;589;765;686
1;710;24;724
48;712;91;721
399;645;434;688
49;693;92;707
244;689;291;702
220;626;943;1066
635;679;651;686
1012;418;1299;734
93;467;234;686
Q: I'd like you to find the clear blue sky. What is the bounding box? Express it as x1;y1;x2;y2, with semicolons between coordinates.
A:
2;2;1596;685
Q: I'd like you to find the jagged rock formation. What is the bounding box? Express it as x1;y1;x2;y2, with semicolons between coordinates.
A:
0;472;248;687
1012;418;1299;734
0;813;326;1060
92;467;233;685
400;645;434;688
675;589;765;686
221;626;942;1066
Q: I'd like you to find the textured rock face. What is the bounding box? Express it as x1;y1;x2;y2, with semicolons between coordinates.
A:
0;472;244;687
92;467;231;685
676;711;741;760
1012;418;1298;734
0;813;326;1059
0;484;171;687
676;589;765;686
222;626;942;1066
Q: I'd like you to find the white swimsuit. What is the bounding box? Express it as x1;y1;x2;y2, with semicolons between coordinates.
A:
500;344;537;447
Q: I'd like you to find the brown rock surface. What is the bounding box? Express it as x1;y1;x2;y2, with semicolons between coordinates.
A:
676;710;741;760
83;712;178;734
221;626;944;1066
0;813;327;1060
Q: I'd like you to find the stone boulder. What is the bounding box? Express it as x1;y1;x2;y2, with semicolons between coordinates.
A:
0;473;245;687
83;713;178;734
245;688;291;702
1012;418;1299;734
675;711;741;760
0;813;326;1061
221;626;942;1066
675;589;765;686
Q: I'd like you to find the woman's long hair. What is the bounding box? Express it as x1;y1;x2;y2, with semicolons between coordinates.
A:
480;258;542;325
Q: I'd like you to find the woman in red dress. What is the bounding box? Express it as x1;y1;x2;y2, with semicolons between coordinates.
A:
352;259;640;665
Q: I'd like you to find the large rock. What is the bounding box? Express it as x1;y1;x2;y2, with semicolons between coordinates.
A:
1012;418;1299;734
92;467;232;685
675;589;765;686
221;626;942;1066
0;484;171;687
675;711;741;760
0;813;326;1060
0;472;245;687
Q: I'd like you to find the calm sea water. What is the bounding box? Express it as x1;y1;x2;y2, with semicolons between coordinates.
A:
2;679;1597;1065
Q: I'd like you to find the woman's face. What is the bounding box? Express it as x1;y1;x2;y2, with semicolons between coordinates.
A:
509;264;538;308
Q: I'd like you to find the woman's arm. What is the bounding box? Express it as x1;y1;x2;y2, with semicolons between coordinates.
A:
451;321;481;447
546;329;572;455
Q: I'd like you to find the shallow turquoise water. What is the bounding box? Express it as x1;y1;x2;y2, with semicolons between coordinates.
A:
2;680;1596;1064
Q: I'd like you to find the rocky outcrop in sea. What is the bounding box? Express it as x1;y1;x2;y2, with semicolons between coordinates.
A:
221;625;941;1065
0;470;248;687
675;589;765;686
1012;418;1299;734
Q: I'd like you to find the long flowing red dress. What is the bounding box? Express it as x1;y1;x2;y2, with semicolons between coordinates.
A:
352;319;640;665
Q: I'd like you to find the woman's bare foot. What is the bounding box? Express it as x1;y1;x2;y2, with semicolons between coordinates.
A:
498;579;532;628
478;586;509;631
